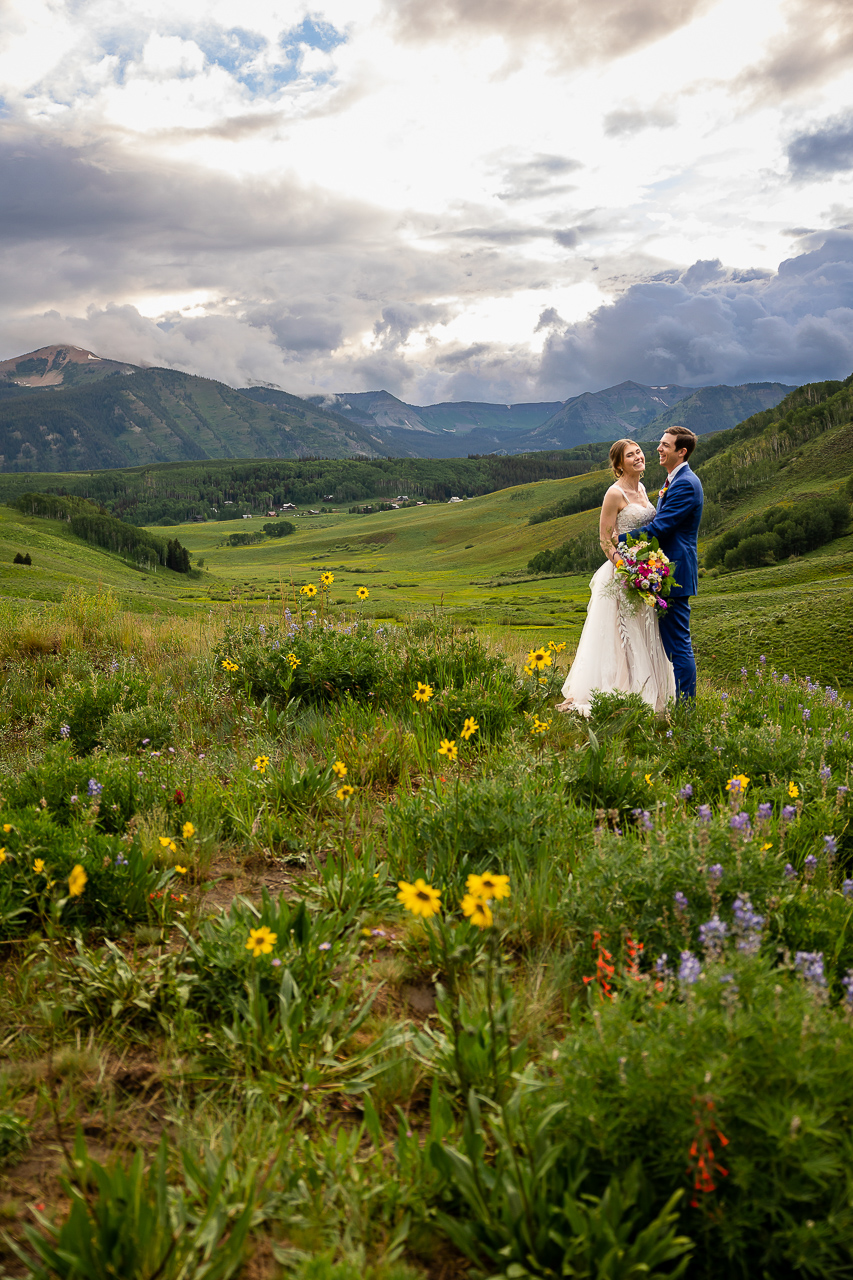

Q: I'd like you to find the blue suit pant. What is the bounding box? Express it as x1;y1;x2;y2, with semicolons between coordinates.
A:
660;596;696;701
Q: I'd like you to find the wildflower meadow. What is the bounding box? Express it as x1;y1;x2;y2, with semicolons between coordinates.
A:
0;590;851;1280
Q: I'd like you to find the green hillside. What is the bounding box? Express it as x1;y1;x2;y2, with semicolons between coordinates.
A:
0;450;609;526
0;367;386;471
638;381;795;440
0;372;850;688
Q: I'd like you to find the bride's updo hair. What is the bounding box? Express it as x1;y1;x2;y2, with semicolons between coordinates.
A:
609;438;637;479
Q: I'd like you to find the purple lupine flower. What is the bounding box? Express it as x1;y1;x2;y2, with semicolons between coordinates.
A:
733;895;764;954
679;784;694;799
666;730;673;738
115;854;128;866
655;954;670;975
740;667;747;676
698;805;712;823
782;805;796;822
804;854;818;874
783;863;797;880
674;891;688;912
842;971;853;1007
803;708;811;722
699;915;728;953
782;674;790;685
709;863;724;881
824;835;838;856
759;655;766;664
838;787;849;798
720;692;728;701
59;724;70;739
632;808;653;830
794;951;826;988
820;767;831;782
87;779;103;799
258;624;265;636
842;879;853;898
757;803;772;821
730;811;751;832
678;951;702;985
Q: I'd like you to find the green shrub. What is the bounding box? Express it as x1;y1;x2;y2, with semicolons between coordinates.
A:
544;951;853;1279
45;667;153;754
0;808;175;940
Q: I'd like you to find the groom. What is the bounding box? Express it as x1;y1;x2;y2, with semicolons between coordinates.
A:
618;425;704;700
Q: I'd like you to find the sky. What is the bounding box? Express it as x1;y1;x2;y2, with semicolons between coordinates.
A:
1;0;852;404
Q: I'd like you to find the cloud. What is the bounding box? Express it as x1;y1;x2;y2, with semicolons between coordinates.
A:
787;113;853;179
739;0;853;98
385;0;715;67
494;153;583;203
603;104;677;138
537;232;853;396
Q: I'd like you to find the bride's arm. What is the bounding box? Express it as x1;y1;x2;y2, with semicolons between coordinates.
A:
599;487;623;563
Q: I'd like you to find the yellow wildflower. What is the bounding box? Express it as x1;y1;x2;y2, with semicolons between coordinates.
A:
0;848;5;864
175;865;188;875
438;739;458;761
332;761;348;778
461;895;493;928
531;716;551;735
337;784;355;800
726;774;750;794
788;782;799;799
412;681;434;703
645;774;653;785
761;843;773;852
68;864;87;897
526;648;552;671
254;755;270;774
397;878;441;919
34;858;45;874
460;717;479;740
466;871;510;902
548;641;567;652
2;824;12;833
221;659;238;672
182;822;195;839
287;653;300;668
321;572;334;587
357;586;369;600
300;583;318;598
246;925;277;957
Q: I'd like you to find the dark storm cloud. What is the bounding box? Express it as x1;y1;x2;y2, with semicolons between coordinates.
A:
385;0;715;67
536;231;853;397
0;131;376;250
787;114;853;179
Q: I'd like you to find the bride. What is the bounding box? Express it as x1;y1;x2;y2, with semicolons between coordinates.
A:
556;438;675;716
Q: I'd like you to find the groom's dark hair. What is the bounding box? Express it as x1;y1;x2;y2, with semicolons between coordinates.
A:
663;425;698;459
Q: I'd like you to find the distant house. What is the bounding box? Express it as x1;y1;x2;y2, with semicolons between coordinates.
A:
395;495;409;502
308;509;320;515
267;511;277;517
448;496;462;503
323;494;335;501
242;514;252;519
280;503;297;512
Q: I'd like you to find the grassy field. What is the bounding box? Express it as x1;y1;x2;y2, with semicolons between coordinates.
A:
1;430;851;691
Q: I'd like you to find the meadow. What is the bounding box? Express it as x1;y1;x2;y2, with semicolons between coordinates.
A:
1;401;852;1279
0;574;851;1280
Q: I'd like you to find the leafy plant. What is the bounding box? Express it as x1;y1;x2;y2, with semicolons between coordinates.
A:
10;1133;254;1280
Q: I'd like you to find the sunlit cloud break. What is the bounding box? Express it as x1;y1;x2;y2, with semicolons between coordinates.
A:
0;0;852;402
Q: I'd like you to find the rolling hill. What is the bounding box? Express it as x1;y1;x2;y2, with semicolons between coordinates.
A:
0;363;389;471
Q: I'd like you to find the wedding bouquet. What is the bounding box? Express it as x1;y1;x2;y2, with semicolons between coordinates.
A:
610;534;679;614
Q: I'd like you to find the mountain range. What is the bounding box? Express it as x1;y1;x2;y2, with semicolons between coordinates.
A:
0;344;795;472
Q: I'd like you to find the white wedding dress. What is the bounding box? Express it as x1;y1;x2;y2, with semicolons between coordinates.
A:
559;501;676;717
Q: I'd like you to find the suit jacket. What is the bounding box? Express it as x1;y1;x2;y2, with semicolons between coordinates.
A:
617;464;704;597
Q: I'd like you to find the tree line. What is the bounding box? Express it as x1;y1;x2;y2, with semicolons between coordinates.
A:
13;492;191;572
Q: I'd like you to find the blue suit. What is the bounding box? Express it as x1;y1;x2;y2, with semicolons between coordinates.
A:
618;464;704;700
